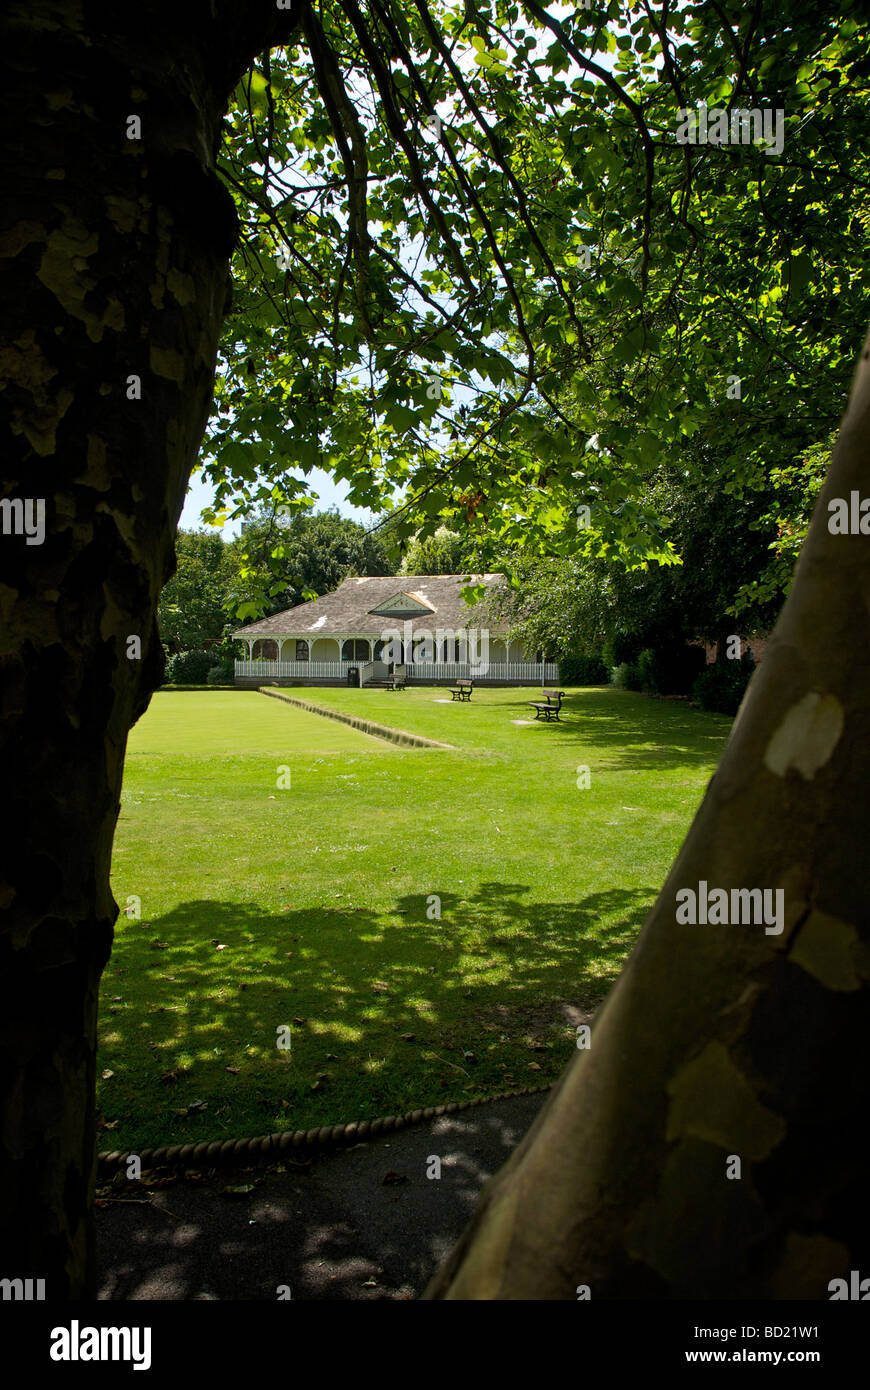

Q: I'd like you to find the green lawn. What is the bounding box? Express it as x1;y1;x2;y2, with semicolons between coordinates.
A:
100;685;732;1151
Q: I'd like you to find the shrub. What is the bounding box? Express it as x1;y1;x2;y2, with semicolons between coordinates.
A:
602;634;638;668
636;648;658;692
206;661;234;685
558;653;608;685
691;652;755;715
165;649;213;685
611;661;643;691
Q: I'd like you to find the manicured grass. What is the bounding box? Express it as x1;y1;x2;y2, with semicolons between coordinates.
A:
129;689;390;756
100;685;732;1152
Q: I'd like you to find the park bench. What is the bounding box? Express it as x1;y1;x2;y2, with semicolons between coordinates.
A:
386;664;407;691
450;679;474;702
528;688;565;722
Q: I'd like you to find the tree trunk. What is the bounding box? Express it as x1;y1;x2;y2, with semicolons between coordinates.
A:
426;331;870;1299
0;3;272;1298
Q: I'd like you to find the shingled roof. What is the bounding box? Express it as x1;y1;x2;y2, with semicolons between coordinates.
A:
233;573;511;638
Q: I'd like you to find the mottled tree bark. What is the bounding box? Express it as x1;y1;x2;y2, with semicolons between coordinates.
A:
0;1;297;1299
426;331;870;1299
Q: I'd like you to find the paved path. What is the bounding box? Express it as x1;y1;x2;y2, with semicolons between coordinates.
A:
96;1092;547;1300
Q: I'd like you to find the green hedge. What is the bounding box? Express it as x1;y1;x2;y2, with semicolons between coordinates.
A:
557;653;609;685
691;653;755;715
611;661;643;691
164;649;214;684
207;660;235;685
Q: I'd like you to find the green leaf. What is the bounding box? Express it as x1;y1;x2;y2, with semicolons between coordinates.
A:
235;602;262;622
790;251;813;297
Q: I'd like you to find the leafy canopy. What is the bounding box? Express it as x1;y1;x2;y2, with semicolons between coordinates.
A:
203;0;870;614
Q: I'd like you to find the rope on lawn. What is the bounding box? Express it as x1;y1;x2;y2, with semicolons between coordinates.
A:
96;1083;553;1177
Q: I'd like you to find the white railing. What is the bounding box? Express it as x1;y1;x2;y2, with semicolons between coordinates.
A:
409;661;559;681
235;659;559;682
235;661;345;678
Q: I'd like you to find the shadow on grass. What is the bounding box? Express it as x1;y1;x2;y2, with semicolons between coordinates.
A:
499;687;730;770
98;881;653;1151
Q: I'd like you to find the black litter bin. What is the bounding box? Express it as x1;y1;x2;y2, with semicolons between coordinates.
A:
347;666;360;688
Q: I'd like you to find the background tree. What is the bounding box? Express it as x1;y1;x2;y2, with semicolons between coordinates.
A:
493;456;782;667
397;524;479;574
229;505;396;620
157;529;237;654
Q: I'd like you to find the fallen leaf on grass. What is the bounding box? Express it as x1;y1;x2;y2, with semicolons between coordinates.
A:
101;1069;115;1080
172;1100;208;1117
225;1066;241;1075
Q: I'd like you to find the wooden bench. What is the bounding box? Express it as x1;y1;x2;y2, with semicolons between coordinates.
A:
528;688;565;721
386;665;407;691
449;679;473;702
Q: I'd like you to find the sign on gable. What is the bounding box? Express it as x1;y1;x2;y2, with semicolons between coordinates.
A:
367;592;435;619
